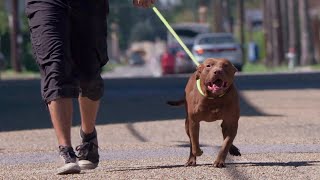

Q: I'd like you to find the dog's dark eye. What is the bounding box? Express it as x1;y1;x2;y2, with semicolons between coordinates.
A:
206;64;211;68
223;64;229;68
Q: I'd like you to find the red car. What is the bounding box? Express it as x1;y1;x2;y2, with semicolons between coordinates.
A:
161;49;175;75
161;44;196;75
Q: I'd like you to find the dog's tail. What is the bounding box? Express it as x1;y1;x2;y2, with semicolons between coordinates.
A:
166;99;185;106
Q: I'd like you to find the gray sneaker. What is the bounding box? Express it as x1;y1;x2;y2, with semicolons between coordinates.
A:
76;128;99;170
57;146;81;175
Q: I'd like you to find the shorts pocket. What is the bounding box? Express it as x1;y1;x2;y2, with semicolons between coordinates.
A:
96;35;109;67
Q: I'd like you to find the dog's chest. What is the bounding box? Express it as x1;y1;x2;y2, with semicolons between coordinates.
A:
197;103;223;121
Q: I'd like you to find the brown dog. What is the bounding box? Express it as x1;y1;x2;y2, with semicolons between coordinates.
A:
168;58;241;168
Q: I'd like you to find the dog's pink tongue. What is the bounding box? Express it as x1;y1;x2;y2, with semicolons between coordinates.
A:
208;84;221;92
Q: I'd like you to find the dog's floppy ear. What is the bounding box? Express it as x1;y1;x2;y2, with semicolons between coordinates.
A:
232;64;238;74
196;64;204;79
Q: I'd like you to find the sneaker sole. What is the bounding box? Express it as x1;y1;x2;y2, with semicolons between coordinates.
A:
57;163;81;175
78;160;98;170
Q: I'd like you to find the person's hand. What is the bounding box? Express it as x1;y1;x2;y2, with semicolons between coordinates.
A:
133;0;156;8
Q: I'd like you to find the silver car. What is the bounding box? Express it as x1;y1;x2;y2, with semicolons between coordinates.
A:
192;33;243;71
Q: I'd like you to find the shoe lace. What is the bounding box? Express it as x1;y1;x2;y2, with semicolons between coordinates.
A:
59;146;76;163
76;142;90;158
75;142;98;158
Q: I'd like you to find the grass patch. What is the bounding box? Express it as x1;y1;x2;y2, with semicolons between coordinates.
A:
310;63;320;70
0;69;40;80
0;62;121;80
243;62;290;73
102;62;123;73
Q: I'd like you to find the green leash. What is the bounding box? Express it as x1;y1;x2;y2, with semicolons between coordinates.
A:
152;6;226;99
152;6;200;67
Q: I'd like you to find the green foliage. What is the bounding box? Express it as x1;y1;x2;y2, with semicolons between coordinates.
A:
22;32;39;72
0;1;8;35
244;30;266;62
251;30;265;61
311;63;320;70
0;69;40;79
172;9;195;23
108;1;167;49
129;20;155;42
0;11;8;35
243;62;289;73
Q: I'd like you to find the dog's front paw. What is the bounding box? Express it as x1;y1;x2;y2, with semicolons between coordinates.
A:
185;156;197;166
213;159;226;168
229;145;241;156
192;148;203;156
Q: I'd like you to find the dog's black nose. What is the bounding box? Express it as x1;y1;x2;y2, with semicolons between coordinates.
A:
214;69;222;75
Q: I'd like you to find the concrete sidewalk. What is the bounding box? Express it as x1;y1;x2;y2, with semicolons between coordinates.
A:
1;89;320;179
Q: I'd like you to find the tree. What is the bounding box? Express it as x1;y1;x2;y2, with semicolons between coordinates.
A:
263;0;272;66
270;0;284;66
287;0;299;65
0;1;8;35
299;0;315;65
212;0;224;32
263;0;285;67
129;20;156;42
237;0;245;62
280;0;288;57
9;0;22;72
222;0;233;33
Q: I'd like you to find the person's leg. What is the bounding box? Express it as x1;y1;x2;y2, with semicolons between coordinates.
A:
48;98;73;146
26;0;80;174
78;97;100;134
70;0;109;169
76;97;100;170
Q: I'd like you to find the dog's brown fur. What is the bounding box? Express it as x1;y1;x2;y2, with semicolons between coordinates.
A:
168;58;241;168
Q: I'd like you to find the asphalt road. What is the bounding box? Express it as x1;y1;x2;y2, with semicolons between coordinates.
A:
1;71;320;131
0;72;320;179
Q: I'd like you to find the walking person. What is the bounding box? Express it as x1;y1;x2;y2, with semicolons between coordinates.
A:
25;0;155;175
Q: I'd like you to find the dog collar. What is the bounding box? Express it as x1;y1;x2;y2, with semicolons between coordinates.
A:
196;79;227;99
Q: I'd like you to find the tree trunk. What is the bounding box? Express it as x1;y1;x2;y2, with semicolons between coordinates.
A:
237;0;245;63
213;0;224;32
9;0;21;72
263;0;273;66
280;0;289;57
299;0;315;65
287;0;299;65
222;0;233;33
311;16;320;63
270;0;284;66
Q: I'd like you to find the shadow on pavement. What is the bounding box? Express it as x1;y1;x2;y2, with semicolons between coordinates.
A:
172;141;210;148
104;164;186;173
1;72;319;132
230;161;320;167
98;160;319;173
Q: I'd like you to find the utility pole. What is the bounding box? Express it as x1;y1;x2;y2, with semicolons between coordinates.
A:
213;0;224;32
263;0;273;67
9;0;21;72
270;0;284;66
222;0;233;33
198;0;208;24
299;0;315;65
237;0;245;62
280;0;289;59
287;0;299;67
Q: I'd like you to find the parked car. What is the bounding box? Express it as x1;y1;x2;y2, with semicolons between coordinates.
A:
128;51;145;66
173;43;196;73
161;43;196;75
192;33;243;71
160;48;175;74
